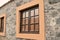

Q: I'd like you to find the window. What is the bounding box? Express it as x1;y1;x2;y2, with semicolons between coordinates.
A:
0;17;4;32
20;5;39;34
16;0;45;40
0;14;6;36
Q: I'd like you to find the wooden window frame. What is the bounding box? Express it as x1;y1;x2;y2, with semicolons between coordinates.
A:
0;14;6;36
16;0;45;40
20;5;39;34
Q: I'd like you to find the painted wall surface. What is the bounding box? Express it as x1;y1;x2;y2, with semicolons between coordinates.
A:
0;0;60;40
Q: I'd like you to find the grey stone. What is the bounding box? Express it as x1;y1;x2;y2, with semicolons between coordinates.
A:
49;0;60;4
50;11;58;17
56;18;60;24
56;32;60;37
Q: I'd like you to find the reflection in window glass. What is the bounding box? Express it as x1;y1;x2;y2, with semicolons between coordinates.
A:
25;25;28;31
23;12;25;18
22;19;25;24
21;26;25;32
35;8;39;16
35;16;39;23
31;10;34;16
35;24;39;31
30;25;34;31
30;17;34;24
26;18;28;24
26;12;29;17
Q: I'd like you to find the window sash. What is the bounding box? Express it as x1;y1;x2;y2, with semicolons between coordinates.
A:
20;5;39;33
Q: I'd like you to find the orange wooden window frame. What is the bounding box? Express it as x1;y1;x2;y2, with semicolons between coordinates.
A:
0;14;6;36
16;0;45;40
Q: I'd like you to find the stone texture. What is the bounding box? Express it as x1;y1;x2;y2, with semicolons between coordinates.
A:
56;18;60;24
49;0;60;4
45;0;60;40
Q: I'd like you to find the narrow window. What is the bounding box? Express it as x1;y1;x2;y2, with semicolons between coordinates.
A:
0;17;4;32
0;14;6;36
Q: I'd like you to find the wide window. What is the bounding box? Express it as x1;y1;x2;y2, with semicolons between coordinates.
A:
16;0;45;40
20;5;39;33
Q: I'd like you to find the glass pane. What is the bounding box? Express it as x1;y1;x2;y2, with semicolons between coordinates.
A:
25;25;28;31
30;17;34;24
35;8;39;15
23;12;25;18
22;19;25;24
26;11;29;17
26;18;28;24
35;16;39;23
1;17;4;32
31;10;34;16
30;25;34;31
21;26;25;32
35;24;39;31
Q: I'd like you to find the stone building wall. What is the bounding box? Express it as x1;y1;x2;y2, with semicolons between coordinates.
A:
44;0;60;40
0;0;60;40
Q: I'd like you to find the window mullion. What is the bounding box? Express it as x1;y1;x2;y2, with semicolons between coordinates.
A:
28;10;31;32
24;12;26;32
34;9;35;32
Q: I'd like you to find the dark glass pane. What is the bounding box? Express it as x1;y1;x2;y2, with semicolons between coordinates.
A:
35;16;39;23
30;24;34;31
1;17;4;32
31;10;34;16
26;18;28;24
35;8;39;16
30;17;34;24
25;25;28;31
35;24;39;31
0;17;4;32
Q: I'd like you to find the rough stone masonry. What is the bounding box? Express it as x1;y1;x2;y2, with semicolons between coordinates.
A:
0;0;60;40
